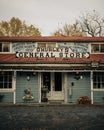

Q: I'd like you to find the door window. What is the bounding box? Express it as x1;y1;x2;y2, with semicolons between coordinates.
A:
43;72;51;91
55;72;62;91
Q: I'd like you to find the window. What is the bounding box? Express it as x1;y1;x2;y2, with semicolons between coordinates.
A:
0;42;10;52
91;43;104;53
55;72;62;91
93;72;104;89
37;42;56;47
43;72;51;91
101;44;104;52
0;72;12;89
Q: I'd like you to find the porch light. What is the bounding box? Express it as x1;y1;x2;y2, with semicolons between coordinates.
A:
27;76;30;81
33;72;36;76
80;75;83;79
74;72;82;80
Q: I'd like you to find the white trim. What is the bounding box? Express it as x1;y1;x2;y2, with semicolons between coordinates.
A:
0;89;14;92
0;63;87;67
13;91;16;104
90;71;93;104
91;89;104;91
2;69;104;73
51;72;54;91
64;72;67;103
38;72;41;103
13;71;16;104
10;42;12;53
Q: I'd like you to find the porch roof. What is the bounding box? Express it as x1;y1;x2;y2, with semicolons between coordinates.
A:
0;54;104;71
0;53;104;64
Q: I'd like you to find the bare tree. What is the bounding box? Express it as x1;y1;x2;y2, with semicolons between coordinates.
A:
0;17;41;36
52;22;86;36
78;10;104;37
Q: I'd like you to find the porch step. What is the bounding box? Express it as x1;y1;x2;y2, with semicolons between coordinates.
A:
49;100;63;105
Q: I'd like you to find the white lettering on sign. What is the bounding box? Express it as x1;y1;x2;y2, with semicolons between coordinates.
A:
16;47;90;58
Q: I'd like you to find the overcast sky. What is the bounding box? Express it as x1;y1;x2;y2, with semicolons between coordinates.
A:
0;0;104;36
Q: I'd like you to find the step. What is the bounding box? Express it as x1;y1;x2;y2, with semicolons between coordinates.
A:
49;100;64;104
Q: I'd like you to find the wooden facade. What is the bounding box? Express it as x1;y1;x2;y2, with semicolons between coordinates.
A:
0;36;104;104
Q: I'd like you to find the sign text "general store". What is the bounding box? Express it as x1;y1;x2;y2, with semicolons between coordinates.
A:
16;47;90;58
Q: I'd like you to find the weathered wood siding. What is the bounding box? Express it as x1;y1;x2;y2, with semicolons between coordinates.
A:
67;72;91;103
16;72;39;103
0;92;13;103
93;91;104;103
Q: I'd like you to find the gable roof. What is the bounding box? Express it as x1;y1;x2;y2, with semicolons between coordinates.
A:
0;36;104;42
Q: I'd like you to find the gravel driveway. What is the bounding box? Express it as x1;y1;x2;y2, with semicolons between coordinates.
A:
0;104;104;130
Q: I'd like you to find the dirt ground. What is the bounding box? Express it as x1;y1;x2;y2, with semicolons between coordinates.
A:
0;104;104;130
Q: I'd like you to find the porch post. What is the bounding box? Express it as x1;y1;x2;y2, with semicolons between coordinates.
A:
64;72;67;103
38;72;41;103
13;71;16;104
90;71;93;104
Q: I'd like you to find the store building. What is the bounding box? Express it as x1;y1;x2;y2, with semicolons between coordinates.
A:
0;36;104;104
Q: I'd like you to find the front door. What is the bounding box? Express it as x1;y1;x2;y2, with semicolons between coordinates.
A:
41;72;64;101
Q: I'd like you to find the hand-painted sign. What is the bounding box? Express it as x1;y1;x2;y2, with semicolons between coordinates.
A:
16;47;90;58
12;42;36;52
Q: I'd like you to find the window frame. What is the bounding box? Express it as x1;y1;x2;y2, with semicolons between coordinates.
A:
0;42;11;53
91;42;104;53
0;71;13;91
93;72;104;89
37;42;56;48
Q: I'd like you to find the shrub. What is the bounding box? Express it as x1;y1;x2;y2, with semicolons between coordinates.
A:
77;96;91;104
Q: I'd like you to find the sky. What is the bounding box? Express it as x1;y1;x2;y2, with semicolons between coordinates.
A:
0;0;104;36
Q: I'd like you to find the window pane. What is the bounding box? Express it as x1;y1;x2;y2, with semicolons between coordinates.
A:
0;71;12;89
93;83;97;88
55;72;62;91
38;42;56;47
0;83;3;88
0;43;2;52
4;76;8;82
0;73;3;88
0;75;3;81
4;82;7;88
9;76;12;82
38;42;46;47
101;44;104;52
3;43;10;52
93;72;104;89
47;42;56;47
43;72;51;91
9;83;12;88
102;83;104;88
91;44;99;53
